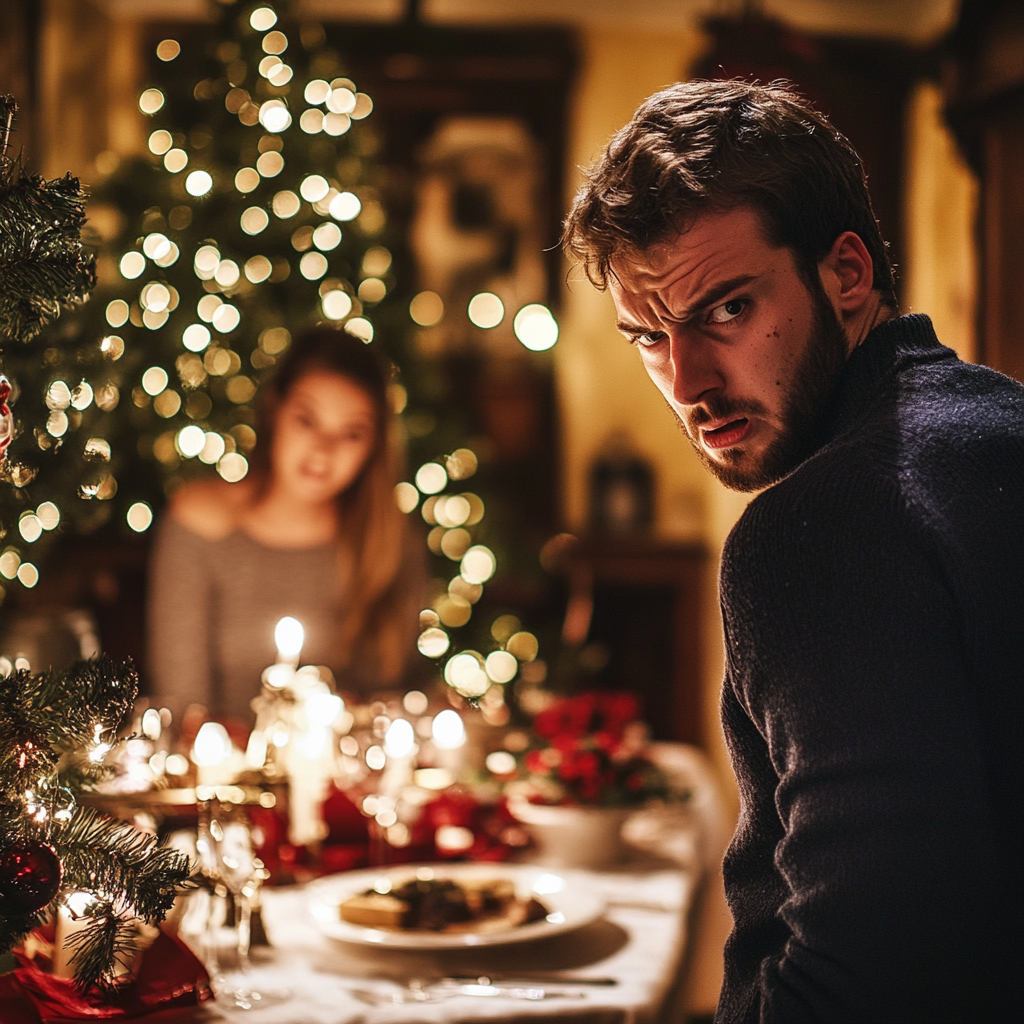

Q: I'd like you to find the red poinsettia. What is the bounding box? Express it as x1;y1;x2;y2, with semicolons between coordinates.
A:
504;692;671;808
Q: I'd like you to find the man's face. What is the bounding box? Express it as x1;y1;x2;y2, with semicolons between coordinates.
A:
609;206;849;491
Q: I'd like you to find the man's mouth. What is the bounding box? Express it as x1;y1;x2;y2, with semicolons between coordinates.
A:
700;417;751;450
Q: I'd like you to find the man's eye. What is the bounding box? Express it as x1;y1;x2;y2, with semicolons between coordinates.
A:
635;330;667;347
709;299;745;324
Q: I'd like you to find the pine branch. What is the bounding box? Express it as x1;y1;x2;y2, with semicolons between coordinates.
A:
0;93;96;346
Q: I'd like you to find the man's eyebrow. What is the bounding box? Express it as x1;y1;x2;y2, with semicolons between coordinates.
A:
615;274;758;334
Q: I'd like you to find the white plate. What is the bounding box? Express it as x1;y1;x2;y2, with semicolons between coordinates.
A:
307;863;605;949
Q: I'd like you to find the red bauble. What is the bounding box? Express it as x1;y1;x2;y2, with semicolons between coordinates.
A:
0;841;63;914
0;375;13;460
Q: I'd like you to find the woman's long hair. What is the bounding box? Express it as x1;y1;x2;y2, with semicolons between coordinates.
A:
250;328;419;686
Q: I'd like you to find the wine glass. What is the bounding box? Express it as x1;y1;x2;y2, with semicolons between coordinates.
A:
196;793;289;1010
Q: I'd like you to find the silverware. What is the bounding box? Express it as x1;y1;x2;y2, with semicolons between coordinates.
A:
348;978;587;1005
446;973;616;986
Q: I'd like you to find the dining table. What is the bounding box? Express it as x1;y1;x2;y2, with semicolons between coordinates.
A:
143;807;706;1024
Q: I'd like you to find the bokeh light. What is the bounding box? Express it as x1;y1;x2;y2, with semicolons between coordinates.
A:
461;545;496;584
120;252;145;279
432;709;466;748
156;39;180;61
395;482;419;513
127;502;153;532
329;191;361;221
344;317;373;343
514;303;559;351
259;99;291;133
250;6;277;30
139;88;164;114
105;300;129;327
409;291;443;326
467;292;504;329
417;627;449;658
415;462;447;494
321;289;352;320
241;207;269;234
218;452;249;482
185;170;213;196
485;650;518;683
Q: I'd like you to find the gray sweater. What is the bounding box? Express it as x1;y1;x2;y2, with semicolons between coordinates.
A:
717;315;1023;1022
147;518;348;723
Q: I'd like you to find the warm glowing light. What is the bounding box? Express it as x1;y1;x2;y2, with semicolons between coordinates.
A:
19;514;42;543
120;251;145;279
141;366;169;396
268;63;293;87
403;690;429;715
514;303;559;351
164;149;188;173
46;381;71;410
485;751;517;775
148;129;172;155
415;462;447;494
0;551;20;579
275;616;304;662
417;627;450;658
165;753;189;775
307;691;344;725
239;208;269;237
432;709;466;749
155;241;180;267
100;335;124;360
323;113;350;137
326;87;355;114
212;303;240;333
245;255;272;283
262;30;288;55
197;294;222;321
468;292;504;329
461;545;496;585
437;495;470;527
185;170;213;196
321;289;352;320
142;708;162;739
198;432;226;465
384;718;415;758
352;93;373;119
506;631;539;662
446;652;489;696
47;410;68;437
272;190;301;218
366;745;386;770
105;300;129;327
217;452;248;482
300;109;324;133
304;79;330;104
71;382;94;411
358;278;386;303
256;151;284;177
329;191;361;221
139;88;165;114
37;502;60;530
17;563;39;588
485;649;518;683
193;721;231;766
300;174;330;203
182;324;211;352
260;326;291;354
299;251;328;280
84;437;111;460
394;481;419;513
176;425;204;458
344;317;373;343
313;222;341;250
194;245;220;278
127;502;153;532
250;6;277;30
259;100;291;133
141;282;171;312
156;39;180;61
235;167;260;193
214;259;240;288
143;233;171;260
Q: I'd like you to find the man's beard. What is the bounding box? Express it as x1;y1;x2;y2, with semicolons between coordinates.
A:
675;284;849;492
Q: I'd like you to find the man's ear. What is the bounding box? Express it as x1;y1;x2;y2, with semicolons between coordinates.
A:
818;231;875;316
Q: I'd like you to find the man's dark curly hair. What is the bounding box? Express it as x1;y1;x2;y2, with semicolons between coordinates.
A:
563;79;896;308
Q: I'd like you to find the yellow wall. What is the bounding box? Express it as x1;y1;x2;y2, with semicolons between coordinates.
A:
903;80;979;362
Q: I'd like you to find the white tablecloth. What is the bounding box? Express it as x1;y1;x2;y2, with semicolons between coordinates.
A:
150;858;695;1024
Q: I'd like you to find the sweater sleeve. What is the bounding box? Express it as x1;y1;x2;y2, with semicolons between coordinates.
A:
720;468;1005;1023
146;516;215;725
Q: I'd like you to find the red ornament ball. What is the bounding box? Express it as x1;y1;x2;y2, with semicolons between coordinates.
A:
0;841;63;914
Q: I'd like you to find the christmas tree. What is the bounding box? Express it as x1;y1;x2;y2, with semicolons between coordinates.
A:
5;0;543;713
1;93;192;991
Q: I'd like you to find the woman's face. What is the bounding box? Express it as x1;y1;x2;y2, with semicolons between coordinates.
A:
269;369;378;505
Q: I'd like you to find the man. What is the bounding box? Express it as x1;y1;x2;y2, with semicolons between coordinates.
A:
564;80;1022;1022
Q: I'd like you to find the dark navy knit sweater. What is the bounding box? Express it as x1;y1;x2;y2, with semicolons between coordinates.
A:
717;315;1024;1023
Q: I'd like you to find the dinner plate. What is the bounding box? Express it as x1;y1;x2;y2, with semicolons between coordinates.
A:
307;862;605;949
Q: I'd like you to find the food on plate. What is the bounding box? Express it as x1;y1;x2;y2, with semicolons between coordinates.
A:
339;876;549;933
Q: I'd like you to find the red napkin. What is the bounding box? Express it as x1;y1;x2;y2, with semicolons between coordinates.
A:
8;930;211;1021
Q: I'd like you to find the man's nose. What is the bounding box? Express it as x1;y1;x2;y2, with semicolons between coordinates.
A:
669;329;722;406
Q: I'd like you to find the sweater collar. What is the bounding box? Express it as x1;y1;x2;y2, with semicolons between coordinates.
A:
823;313;953;437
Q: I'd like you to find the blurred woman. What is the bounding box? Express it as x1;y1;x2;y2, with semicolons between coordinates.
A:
147;328;422;726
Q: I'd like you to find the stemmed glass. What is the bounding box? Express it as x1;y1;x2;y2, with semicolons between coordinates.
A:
196;793;289;1010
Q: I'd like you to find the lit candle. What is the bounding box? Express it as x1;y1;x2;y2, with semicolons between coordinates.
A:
192;721;233;786
431;709;466;774
274;616;304;668
54;891;98;979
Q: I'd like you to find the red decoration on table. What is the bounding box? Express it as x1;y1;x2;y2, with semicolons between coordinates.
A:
7;929;211;1021
0;841;63;915
0;376;13;459
515;691;672;806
